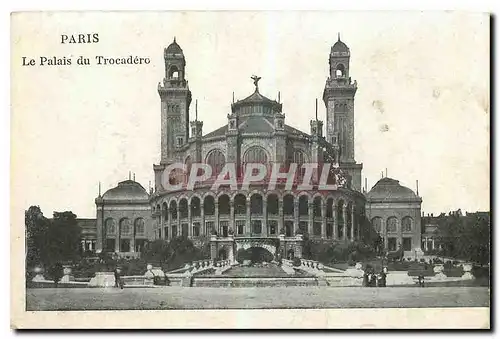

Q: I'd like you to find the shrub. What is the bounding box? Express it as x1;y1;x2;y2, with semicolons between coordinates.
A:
292;257;302;267
46;263;64;283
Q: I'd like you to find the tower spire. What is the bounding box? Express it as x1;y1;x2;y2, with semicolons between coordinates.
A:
196;99;198;120
129;171;131;180
232;92;235;104
173;36;176;43
315;98;318;121
133;173;136;181
278;91;281;103
98;181;101;197
338;32;341;41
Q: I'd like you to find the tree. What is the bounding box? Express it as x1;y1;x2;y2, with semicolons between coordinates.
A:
141;239;169;266
25;206;49;268
435;211;490;265
45;211;81;265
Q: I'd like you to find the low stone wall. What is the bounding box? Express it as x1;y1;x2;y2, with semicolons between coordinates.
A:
323;275;364;287
192;276;319;288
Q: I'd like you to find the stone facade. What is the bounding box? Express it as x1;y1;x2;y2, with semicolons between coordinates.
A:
95;180;153;258
149;38;369;261
85;37;425;260
365;178;423;256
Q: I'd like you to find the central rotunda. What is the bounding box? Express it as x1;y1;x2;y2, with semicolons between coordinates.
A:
148;37;367;263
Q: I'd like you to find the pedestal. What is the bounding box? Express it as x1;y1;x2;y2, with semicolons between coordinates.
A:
60;266;74;283
32;267;45;282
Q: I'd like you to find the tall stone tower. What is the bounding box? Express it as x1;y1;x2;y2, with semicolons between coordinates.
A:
323;35;362;191
158;38;192;164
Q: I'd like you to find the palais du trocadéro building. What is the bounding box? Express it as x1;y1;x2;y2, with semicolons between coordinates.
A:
80;37;424;262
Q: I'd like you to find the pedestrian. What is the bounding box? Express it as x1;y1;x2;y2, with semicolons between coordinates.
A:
114;267;124;289
418;274;425;287
378;270;387;287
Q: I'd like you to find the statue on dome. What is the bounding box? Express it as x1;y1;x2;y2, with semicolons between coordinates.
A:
251;75;261;91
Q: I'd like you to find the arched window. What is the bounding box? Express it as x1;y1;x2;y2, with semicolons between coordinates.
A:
371;217;382;233
169;201;178;220
120;218;131;235
105;218;115;234
162;202;168;222
218;195;230;215
267;194;279;215
293;149;306;179
299;195;308;216
191;197;201;217
313;196;322;217
250;194;263;215
203;196;215;216
402;217;413;232
326;198;334;218
169;65;179;79
134;218;145;234
243;146;268;164
283;195;294;215
234;194;246;215
386;217;398;233
206;149;226;177
335;64;345;78
179;199;189;219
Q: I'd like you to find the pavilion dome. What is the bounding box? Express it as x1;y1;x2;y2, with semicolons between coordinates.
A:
102;180;149;201
165;38;183;55
331;38;350;53
366;177;419;201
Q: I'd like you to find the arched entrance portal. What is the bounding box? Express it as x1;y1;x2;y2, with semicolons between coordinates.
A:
235;239;278;263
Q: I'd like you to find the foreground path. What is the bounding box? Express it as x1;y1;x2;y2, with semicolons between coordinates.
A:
26;286;489;310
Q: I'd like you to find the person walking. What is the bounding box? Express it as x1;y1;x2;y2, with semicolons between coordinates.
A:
114;267;124;289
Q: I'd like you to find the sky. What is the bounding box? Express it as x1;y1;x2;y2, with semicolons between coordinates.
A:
11;11;490;218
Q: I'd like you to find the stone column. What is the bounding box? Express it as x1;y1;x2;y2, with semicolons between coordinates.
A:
188;202;192;237
177;205;181;232
293;202;299;236
333;201;338;240
246;198;251;236
230;200;235;233
383;218;388;250
278;202;284;235
130;224;135;252
351;205;355;240
200;203;205;236
432;238;435;251
398;218;403;250
321;200;326;239
262;200;267;236
115;225;120;252
215;202;219;235
308;202;313;235
81;240;85;251
342;205;347;241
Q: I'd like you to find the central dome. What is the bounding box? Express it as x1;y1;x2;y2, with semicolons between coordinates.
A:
231;88;282;117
